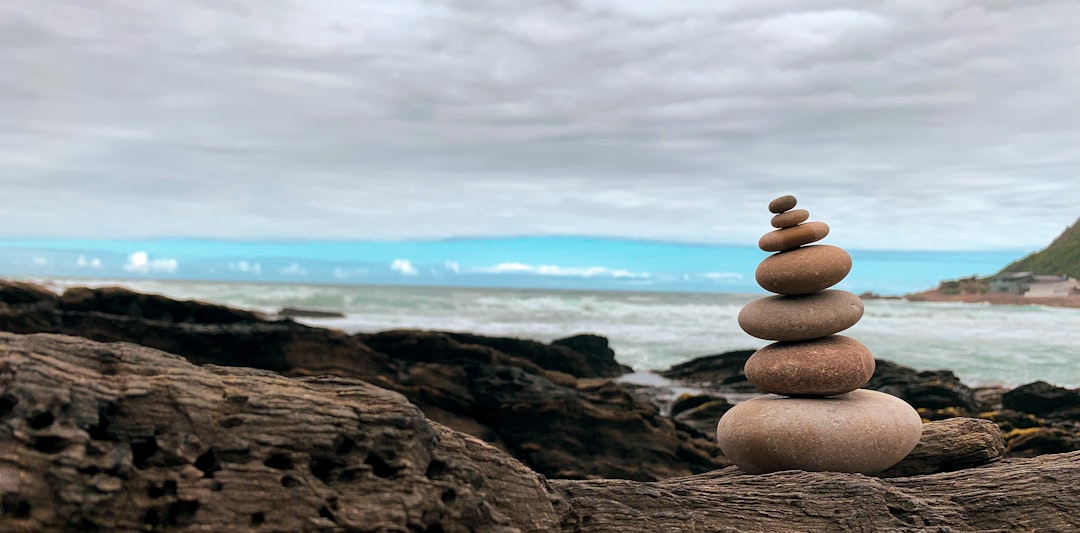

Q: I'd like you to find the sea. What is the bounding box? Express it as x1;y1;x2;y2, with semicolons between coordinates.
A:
26;277;1080;389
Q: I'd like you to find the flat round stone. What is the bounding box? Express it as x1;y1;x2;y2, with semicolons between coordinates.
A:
716;389;923;474
771;209;809;228
738;290;863;341
768;195;797;213
758;221;829;252
745;335;875;396
756;245;852;295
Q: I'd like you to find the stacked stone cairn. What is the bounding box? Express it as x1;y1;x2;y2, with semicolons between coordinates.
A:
716;195;923;475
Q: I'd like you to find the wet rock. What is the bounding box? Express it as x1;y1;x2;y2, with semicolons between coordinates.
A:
361;330;629;379
657;350;756;391
551;334;633;376
866;359;980;413
60;286;263;324
670;393;725;417
0;279;59;305
1002;381;1080;421
278;307;346;318
1003;426;1080;457
673;398;734;439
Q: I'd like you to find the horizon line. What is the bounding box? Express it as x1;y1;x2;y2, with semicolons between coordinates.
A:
0;235;1037;254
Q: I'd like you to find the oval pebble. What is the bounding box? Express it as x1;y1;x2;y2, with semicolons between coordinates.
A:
738;290;863;341
744;335;875;396
716;389;923;474
755;245;851;295
758;221;829;252
768;195;797;213
770;209;809;229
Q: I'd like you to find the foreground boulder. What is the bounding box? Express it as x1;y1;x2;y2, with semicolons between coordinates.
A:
878;417;1005;477
0;332;559;531
3;332;1079;532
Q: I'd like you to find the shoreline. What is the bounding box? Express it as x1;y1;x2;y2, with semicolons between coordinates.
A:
900;289;1080;309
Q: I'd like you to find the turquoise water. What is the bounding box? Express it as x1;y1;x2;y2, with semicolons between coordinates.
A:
0;237;1023;295
30;277;1080;389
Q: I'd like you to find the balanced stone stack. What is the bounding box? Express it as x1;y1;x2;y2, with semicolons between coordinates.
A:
716;195;923;475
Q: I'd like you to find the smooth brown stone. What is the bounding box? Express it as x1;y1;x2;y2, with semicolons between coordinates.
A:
716;389;923;474
755;245;852;295
738;290;863;341
758;221;830;252
744;335;875;396
768;195;797;213
770;209;809;228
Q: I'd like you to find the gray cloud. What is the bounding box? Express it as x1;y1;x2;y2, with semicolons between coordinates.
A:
1;0;1078;249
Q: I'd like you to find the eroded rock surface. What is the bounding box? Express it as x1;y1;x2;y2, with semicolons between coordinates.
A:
0;332;561;532
4;332;1079;532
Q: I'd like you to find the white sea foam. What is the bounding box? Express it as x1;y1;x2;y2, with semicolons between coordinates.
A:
23;278;1080;387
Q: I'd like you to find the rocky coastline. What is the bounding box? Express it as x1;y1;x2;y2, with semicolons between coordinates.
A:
3;279;1079;531
902;287;1080;308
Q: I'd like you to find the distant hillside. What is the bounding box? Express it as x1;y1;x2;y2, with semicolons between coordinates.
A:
999;218;1080;279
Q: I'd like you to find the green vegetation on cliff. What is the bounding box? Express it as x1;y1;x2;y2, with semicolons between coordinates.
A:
999;218;1080;279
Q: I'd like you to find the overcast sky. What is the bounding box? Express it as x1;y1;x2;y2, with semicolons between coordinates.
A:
2;0;1078;251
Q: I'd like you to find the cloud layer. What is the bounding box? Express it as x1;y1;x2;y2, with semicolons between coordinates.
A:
1;1;1078;250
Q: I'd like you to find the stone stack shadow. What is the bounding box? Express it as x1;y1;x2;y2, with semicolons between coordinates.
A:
716;195;923;474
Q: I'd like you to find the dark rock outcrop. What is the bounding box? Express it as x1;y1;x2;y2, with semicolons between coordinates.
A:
1;281;719;481
60;285;264;324
362;330;629;379
2;292;395;380
865;359;980;413
657;349;757;391
5;332;1080;532
277;307;346;318
669;394;734;439
1003;426;1080;457
0;280;58;305
550;334;632;377
1002;381;1080;421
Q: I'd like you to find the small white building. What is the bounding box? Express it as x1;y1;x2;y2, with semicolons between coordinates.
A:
1024;275;1080;297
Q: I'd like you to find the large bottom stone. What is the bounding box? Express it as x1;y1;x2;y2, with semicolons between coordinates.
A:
716;389;922;474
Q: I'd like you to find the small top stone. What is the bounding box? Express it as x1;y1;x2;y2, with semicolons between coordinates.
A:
768;195;797;214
